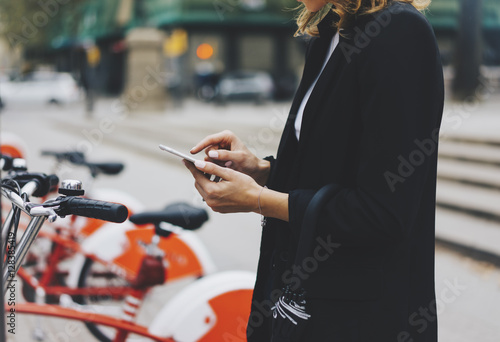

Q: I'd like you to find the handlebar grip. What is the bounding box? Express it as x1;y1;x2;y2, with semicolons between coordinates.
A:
1;155;13;171
35;174;60;197
63;197;128;223
8;172;59;197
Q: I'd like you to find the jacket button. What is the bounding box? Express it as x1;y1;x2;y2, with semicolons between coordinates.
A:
271;263;276;270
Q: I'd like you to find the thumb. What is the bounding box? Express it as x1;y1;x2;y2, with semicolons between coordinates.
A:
195;160;232;180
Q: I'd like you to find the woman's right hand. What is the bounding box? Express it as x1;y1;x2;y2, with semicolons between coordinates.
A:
190;130;271;186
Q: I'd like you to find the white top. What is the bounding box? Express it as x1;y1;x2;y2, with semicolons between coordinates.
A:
295;32;340;140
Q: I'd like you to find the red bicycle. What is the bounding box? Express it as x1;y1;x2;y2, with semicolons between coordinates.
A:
2;159;254;342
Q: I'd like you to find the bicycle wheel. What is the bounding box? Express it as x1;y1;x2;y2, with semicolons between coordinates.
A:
75;257;131;342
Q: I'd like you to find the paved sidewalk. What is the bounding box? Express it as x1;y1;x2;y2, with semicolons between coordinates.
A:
2;94;500;341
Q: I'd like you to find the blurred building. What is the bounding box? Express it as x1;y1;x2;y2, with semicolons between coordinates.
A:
0;38;22;75
426;0;500;66
16;0;500;100
47;0;302;99
50;0;131;95
147;0;304;99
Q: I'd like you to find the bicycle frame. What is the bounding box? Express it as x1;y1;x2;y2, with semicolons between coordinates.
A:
1;183;173;341
9;221;214;301
2;174;254;342
2;182;48;294
2;198;214;303
1;154;215;311
14;303;174;342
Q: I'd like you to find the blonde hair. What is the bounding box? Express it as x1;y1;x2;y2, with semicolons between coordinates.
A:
295;0;431;36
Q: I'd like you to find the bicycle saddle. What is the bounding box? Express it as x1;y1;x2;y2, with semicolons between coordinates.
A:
41;150;125;176
86;162;124;176
129;202;208;230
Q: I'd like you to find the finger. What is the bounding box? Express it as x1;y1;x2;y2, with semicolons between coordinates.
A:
193;180;208;200
184;161;213;200
190;131;232;154
184;160;213;186
204;155;226;167
204;146;221;163
194;160;233;181
207;149;242;163
184;159;199;177
205;146;220;156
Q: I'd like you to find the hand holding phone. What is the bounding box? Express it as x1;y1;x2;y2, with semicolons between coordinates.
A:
159;144;200;164
159;144;221;182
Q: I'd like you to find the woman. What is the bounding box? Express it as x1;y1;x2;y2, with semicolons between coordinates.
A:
185;0;444;341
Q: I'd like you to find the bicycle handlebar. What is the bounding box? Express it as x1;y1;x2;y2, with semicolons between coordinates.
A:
0;155;13;171
2;186;128;223
6;172;59;197
1;186;30;214
56;197;128;223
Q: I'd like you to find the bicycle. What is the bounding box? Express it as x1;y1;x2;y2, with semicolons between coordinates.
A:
0;145;219;335
1;149;213;283
2;163;254;342
1;155;217;340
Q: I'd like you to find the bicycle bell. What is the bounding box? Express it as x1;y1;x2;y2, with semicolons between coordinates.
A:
58;179;85;196
12;158;28;171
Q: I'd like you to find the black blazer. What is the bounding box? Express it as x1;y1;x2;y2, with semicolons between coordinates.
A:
247;2;444;342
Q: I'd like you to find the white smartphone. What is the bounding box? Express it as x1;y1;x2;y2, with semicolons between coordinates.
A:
159;144;200;164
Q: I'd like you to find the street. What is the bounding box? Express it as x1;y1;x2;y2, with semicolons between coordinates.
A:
2;98;500;341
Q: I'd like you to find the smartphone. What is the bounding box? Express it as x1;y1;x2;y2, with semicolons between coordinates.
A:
159;144;200;164
159;144;221;182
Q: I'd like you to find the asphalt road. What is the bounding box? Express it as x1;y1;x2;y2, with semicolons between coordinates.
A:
1;99;500;341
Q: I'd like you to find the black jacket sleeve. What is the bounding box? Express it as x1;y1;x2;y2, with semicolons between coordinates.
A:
288;7;444;243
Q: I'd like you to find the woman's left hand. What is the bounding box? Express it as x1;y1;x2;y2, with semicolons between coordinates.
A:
184;159;262;214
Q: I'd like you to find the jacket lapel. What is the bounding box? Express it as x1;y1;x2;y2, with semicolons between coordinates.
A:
270;11;340;191
276;36;324;157
297;35;347;152
271;36;333;191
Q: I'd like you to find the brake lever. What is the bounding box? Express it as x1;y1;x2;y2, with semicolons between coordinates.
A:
25;202;59;222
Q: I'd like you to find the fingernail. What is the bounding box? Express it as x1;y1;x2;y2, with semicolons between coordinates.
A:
208;150;218;159
225;161;232;167
195;160;206;169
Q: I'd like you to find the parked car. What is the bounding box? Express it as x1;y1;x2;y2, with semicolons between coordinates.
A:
0;71;81;106
217;71;274;104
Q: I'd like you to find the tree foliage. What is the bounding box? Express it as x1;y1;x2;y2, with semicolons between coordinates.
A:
0;0;87;51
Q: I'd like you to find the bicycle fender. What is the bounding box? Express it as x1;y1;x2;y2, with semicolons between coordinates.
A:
148;270;255;341
71;220;216;283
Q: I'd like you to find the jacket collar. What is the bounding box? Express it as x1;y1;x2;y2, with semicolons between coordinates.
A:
317;10;339;40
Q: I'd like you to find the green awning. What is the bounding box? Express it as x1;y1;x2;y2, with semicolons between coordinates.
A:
144;0;298;29
78;0;124;40
51;0;126;48
426;0;500;30
48;0;500;50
